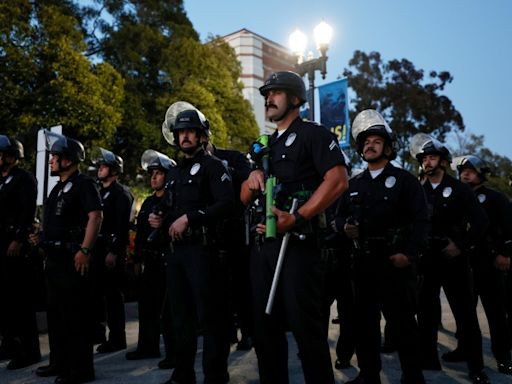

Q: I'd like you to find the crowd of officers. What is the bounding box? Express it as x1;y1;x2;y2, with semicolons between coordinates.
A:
0;70;511;384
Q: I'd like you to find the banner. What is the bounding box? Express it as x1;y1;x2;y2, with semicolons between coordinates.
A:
319;79;350;148
299;88;310;120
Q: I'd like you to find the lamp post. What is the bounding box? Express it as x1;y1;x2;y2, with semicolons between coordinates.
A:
289;21;333;121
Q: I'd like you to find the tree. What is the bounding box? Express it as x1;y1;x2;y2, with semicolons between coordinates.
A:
450;130;512;198
343;51;464;171
0;1;124;169
84;0;258;178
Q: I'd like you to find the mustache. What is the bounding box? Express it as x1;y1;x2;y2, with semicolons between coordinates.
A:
265;103;277;109
364;148;376;154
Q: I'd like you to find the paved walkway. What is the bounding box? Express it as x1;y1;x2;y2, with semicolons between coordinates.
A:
1;293;510;383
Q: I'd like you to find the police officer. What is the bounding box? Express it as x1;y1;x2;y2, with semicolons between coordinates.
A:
0;135;41;369
411;133;490;384
90;147;134;353
125;149;176;369
333;110;427;384
240;71;348;384
323;147;356;371
207;143;254;351
156;102;234;384
31;130;102;384
443;155;512;374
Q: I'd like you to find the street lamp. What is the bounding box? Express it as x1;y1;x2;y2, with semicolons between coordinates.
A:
289;20;333;121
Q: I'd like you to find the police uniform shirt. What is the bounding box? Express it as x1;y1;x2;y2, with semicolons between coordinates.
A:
99;181;134;255
0;166;37;242
166;148;234;228
43;171;102;242
134;194;166;262
268;117;345;198
336;162;429;260
422;173;488;254
213;147;251;214
473;184;512;258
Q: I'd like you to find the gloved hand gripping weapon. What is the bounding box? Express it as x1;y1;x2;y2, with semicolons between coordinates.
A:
147;179;174;243
250;135;277;240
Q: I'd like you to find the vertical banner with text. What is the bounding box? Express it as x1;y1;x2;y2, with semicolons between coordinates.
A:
319;79;350;148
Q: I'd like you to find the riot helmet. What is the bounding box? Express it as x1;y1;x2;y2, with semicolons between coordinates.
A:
141;149;176;172
91;147;124;175
259;71;307;106
0;135;24;159
410;133;451;163
451;155;491;182
351;109;397;161
162;101;210;150
44;130;85;163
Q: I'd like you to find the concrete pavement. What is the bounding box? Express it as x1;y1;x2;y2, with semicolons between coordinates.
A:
1;292;510;383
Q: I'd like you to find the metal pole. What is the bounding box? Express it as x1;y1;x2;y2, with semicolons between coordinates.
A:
308;69;315;121
265;198;299;315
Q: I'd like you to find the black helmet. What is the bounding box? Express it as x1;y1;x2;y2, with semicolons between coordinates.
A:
452;155;491;181
0;135;24;159
44;130;85;163
141;149;176;172
351;109;397;160
259;71;307;105
162;101;210;147
91;147;124;174
410;133;451;163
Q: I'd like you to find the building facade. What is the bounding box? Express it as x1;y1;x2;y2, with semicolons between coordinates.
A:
222;29;296;135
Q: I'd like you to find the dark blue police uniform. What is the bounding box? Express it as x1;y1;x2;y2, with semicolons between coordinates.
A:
251;117;345;384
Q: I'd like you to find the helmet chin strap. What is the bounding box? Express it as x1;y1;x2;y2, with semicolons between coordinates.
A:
56;157;72;174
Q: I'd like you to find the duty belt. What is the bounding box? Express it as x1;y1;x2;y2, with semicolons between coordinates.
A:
173;227;209;245
42;240;79;253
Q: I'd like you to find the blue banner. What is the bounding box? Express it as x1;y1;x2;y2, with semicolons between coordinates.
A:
318;79;350;148
299;88;310;120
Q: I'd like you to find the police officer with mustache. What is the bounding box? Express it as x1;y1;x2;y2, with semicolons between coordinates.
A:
241;71;348;384
334;110;428;384
155;103;234;384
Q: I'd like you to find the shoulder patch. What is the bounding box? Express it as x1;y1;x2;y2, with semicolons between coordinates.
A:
221;173;231;182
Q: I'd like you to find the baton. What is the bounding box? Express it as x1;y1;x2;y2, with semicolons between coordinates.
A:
265;198;299;315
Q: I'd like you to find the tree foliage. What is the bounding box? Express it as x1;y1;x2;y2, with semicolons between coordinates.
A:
84;0;258;178
0;0;124;168
343;51;464;170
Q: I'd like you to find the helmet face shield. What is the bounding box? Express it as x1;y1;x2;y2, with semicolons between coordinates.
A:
410;132;451;163
45;130;68;154
44;129;85;163
0;135;11;151
91;147;123;173
141;149;176;172
351;110;392;142
451;155;490;178
91;147;116;165
0;135;24;159
162;101;210;146
351;109;397;160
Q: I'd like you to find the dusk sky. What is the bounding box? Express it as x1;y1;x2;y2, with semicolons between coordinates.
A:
184;0;512;160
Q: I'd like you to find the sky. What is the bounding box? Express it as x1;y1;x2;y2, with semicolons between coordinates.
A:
184;0;512;160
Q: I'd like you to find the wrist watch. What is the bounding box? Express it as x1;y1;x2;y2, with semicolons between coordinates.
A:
80;247;90;255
